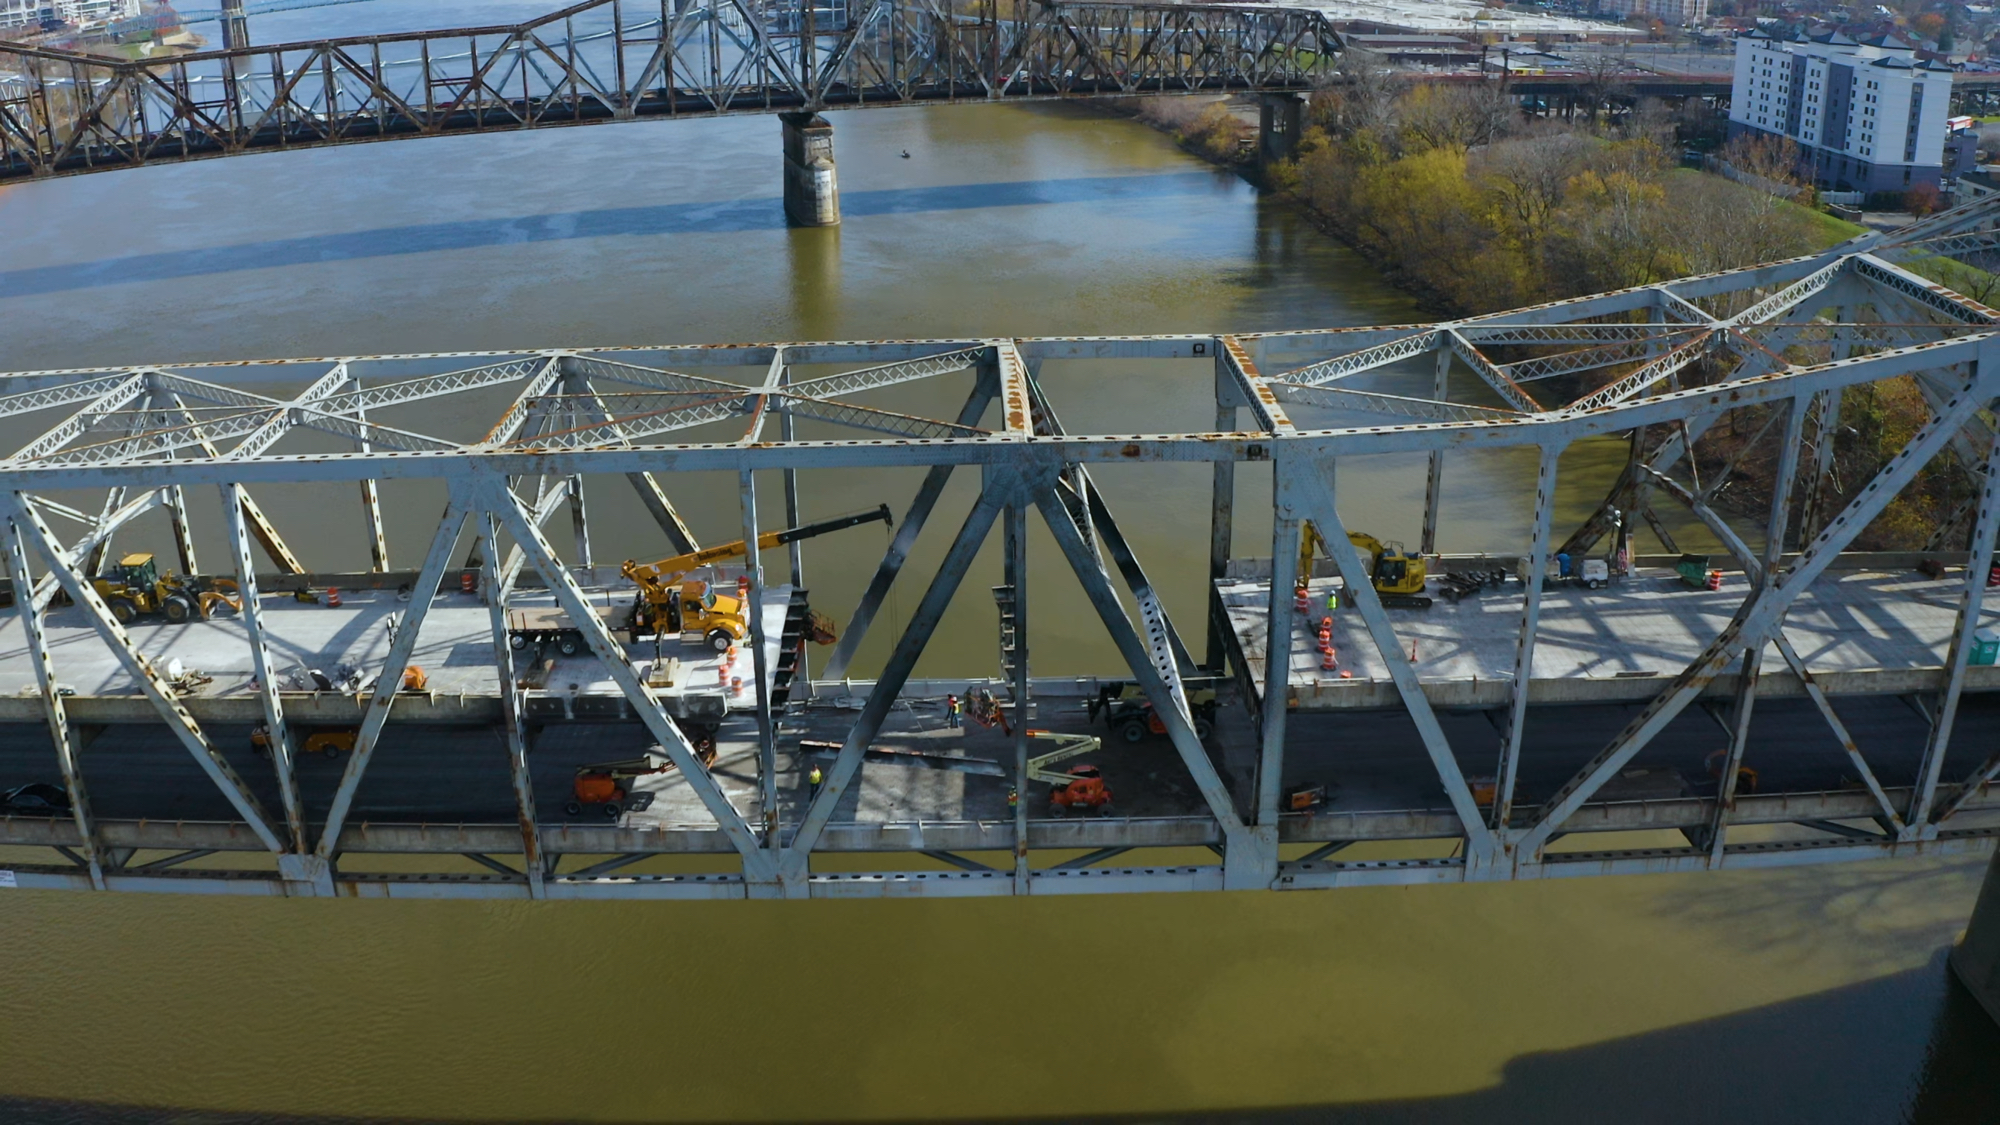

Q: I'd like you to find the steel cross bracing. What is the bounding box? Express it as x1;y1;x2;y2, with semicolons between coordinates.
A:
6;214;2000;898
0;0;1341;182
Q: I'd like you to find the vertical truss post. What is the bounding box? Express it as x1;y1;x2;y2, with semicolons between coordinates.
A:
1008;501;1031;893
821;380;997;679
1705;648;1762;865
567;475;592;574
1909;422;2000;834
166;487;199;576
1708;398;1803;864
317;493;471;863
351;376;391;572
786;477;1008;879
1034;477;1268;886
6;493;287;856
222;483;308;861
740;469;778;847
1208;392;1237;672
1494;444;1560;839
478;513;544;898
483;479;780;890
1420;347;1450;555
1258;471;1300;828
780;397;806;586
3;518;103;889
1288;455;1498;865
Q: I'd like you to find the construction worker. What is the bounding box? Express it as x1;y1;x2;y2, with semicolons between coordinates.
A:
807;764;824;803
945;693;961;729
1006;787;1019;813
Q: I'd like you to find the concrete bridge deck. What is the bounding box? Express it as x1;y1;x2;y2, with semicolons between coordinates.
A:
1221;565;2000;712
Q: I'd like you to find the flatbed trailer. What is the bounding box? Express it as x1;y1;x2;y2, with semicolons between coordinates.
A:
506;604;634;655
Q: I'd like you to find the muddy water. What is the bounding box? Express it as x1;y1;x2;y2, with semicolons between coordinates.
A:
0;6;1994;1119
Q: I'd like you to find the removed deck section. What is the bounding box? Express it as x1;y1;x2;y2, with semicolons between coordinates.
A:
1220;566;2000;711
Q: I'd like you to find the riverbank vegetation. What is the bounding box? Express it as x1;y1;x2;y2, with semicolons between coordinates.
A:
1265;82;1851;314
1128;82;1974;551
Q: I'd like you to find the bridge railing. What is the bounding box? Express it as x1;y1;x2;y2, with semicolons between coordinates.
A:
0;0;1343;181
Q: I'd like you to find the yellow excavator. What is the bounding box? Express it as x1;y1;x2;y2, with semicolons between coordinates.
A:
620;506;893;652
93;553;242;624
1300;523;1432;609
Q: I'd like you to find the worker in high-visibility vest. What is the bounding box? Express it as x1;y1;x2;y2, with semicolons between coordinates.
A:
807;765;824;803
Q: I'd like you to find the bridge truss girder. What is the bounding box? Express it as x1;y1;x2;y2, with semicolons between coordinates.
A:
0;0;1342;182
4;206;2000;898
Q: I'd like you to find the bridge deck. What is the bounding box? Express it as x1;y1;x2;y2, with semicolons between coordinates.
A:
1221;566;2000;711
0;584;798;725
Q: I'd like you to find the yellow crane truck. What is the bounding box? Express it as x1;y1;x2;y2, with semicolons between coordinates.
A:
619;506;892;652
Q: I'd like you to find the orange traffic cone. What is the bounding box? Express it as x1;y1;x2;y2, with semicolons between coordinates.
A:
325;588;342;608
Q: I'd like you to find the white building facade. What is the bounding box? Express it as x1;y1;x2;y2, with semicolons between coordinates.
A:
1729;29;1957;193
1600;0;1710;28
0;0;139;30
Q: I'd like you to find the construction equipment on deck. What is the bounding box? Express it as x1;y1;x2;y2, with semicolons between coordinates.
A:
619;505;892;651
1676;553;1724;590
1302;525;1432;609
1025;730;1114;816
1088;680;1218;743
92;553;242;624
967;687;1012;734
565;746;700;818
251;726;358;759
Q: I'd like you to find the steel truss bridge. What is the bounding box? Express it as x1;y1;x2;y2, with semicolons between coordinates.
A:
2;197;2000;899
0;0;1341;182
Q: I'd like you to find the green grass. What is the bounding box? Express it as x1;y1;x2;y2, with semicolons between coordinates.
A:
1800;205;1868;245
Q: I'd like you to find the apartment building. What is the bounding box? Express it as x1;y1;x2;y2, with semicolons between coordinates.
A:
1730;29;1960;192
1599;0;1711;28
0;0;139;30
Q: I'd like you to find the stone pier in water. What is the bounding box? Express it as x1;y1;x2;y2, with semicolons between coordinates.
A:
781;113;840;227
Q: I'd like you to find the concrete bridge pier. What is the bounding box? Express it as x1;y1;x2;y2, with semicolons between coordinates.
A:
780;112;840;227
1953;844;2000;1026
219;0;249;50
1258;93;1304;171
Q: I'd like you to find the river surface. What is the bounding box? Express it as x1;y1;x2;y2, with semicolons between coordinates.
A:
0;3;1996;1121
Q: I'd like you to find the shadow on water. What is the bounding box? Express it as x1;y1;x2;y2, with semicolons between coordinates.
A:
3;957;1995;1125
0;173;1221;300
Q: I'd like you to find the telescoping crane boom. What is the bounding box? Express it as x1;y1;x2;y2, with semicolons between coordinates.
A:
619;505;893;648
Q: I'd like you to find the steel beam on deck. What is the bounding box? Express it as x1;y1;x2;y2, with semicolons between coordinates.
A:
1517;370;1993;857
223;484;308;860
788;477;1007;877
1287;459;1495;864
1035;478;1265;885
483;479;777;887
1495;444;1560;836
1909;422;2000;835
317;494;471;863
478;514;545;898
3;518;103;888
740;469;779;850
6;493;285;855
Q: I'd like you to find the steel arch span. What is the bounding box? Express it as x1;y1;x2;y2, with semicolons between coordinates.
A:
0;0;1342;183
4;197;2000;900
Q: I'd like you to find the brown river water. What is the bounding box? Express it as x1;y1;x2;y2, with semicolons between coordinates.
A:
0;6;1995;1115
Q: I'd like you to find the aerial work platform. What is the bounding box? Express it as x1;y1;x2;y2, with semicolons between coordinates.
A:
1219;565;2000;712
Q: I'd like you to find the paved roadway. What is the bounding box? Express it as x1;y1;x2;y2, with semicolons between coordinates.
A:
0;688;1990;833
